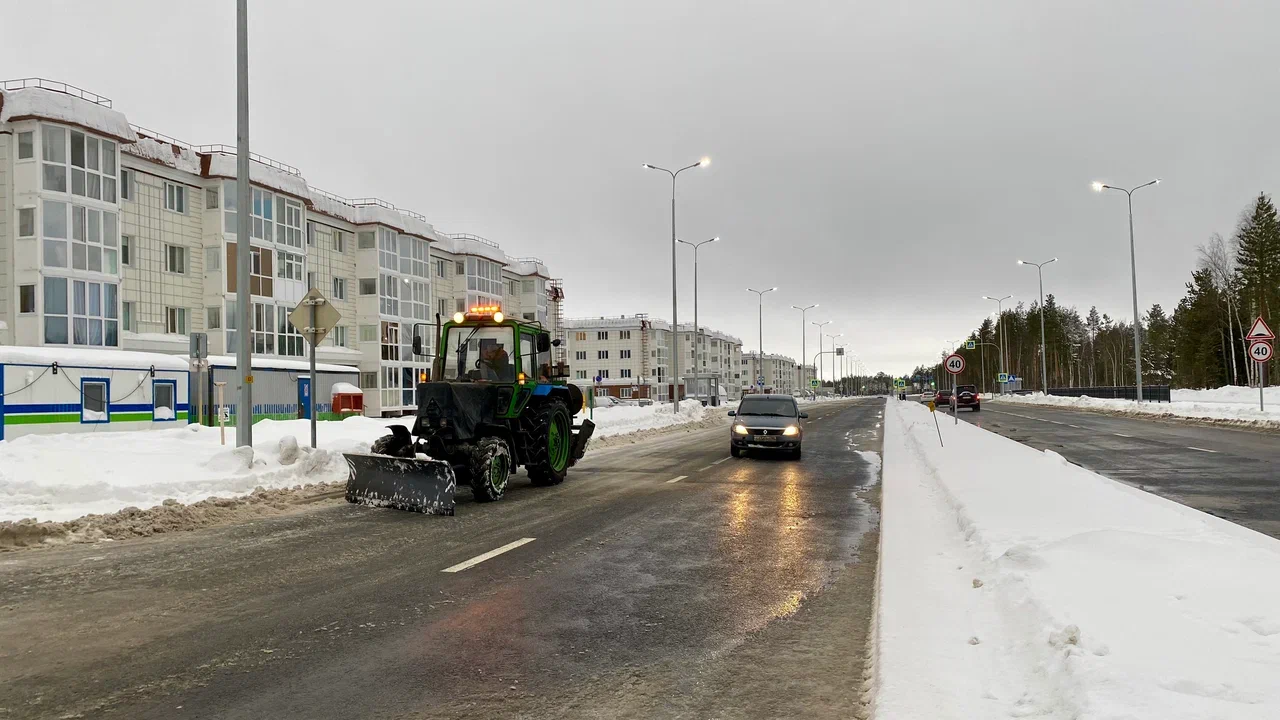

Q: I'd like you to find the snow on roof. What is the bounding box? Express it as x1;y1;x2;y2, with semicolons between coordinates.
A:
307;188;360;224
203;152;310;200
353;201;406;230
436;234;510;264
206;355;358;374
0;345;190;371
331;382;363;396
0;86;137;143
398;212;440;241
123;134;202;175
506;259;549;278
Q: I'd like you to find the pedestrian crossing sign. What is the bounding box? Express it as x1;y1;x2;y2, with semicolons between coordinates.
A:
998;372;1009;383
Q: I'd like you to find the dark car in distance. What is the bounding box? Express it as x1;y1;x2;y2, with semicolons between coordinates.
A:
728;394;806;459
955;384;980;412
935;389;953;408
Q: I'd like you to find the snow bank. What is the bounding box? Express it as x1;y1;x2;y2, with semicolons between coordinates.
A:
993;389;1280;429
578;399;707;438
874;399;1280;719
0;416;407;523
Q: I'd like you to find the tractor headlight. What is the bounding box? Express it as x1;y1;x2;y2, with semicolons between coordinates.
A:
453;312;465;323
733;424;749;435
783;425;799;436
493;311;504;322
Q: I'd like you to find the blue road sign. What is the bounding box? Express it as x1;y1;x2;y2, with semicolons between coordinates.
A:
997;372;1009;383
757;375;765;384
594;376;602;383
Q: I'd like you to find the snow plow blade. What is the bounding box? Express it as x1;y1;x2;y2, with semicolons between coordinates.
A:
343;453;457;515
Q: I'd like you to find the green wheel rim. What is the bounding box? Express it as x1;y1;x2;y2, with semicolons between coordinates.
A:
489;452;508;490
548;412;570;471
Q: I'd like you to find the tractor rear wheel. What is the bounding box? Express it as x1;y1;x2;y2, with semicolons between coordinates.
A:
468;437;511;502
525;400;572;487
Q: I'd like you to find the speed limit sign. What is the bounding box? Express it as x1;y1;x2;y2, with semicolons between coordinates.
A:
944;353;965;375
1249;340;1273;363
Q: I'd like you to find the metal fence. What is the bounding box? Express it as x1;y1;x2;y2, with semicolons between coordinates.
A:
1047;385;1171;403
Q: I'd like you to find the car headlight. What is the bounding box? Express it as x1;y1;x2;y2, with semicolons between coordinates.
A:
783;425;799;436
733;424;749;435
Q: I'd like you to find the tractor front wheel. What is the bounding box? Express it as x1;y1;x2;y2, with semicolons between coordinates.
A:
525;400;572;487
468;437;512;502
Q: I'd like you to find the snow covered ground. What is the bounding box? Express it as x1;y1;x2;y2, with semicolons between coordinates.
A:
993;385;1280;429
874;399;1280;719
0;400;711;523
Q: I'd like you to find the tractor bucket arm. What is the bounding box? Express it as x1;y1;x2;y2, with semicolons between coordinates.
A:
569;418;595;466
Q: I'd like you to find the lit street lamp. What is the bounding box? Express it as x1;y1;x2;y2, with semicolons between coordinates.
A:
747;287;777;391
677;236;719;391
792;303;818;397
1018;258;1058;394
1094;178;1160;402
644;156;710;410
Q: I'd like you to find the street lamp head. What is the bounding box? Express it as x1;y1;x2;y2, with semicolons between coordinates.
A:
710;236;720;243
642;163;654;169
699;156;711;167
1091;181;1105;192
1154;178;1162;184
1049;257;1058;264
1017;260;1025;265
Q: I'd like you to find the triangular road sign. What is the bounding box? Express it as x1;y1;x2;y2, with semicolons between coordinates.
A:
1247;316;1275;341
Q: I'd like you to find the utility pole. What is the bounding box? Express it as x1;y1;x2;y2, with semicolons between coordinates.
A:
792;304;817;397
1018;259;1057;394
812;320;831;391
1095;179;1160;401
748;287;777;391
235;0;253;447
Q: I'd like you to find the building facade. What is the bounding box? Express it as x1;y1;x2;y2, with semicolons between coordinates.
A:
0;78;564;417
742;351;804;395
565;315;743;402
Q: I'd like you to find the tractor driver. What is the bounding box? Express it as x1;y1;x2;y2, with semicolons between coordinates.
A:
479;343;513;382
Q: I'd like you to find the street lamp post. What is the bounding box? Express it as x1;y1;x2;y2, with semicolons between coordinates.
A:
792;304;818;397
826;333;842;396
1094;179;1160;402
678;236;719;401
982;295;1012;392
644;157;710;411
1018;258;1058;394
812;320;831;391
747;287;777;391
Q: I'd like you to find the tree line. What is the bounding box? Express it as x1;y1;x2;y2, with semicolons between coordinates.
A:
908;193;1280;391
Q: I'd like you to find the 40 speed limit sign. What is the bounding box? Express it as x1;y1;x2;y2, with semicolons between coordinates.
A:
944;353;966;375
1249;340;1273;363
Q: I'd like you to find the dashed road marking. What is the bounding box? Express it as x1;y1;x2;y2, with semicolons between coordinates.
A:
1187;446;1218;454
666;475;688;484
711;457;732;465
1067;424;1084;429
1047;420;1065;425
1114;433;1133;438
442;538;536;573
696;464;715;472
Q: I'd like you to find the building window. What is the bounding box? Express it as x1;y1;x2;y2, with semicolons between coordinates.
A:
152;380;177;421
122;301;135;332
360;371;378;389
575;351;587;360
620;369;632;378
437;298;448;318
277;310;304;357
620;387;633;398
120;169;133;200
41;125;68;192
81;379;109;424
165;182;186;213
455;260;465;275
18;207;35;237
359;278;377;295
619;330;631;340
358;231;375;249
381;321;400;361
206;246;221;271
621;349;632;359
19;285;36;313
46;279;119;347
165;307;188;335
18;131;34;159
252;302;274;354
165;244;186;274
206;187;219;210
276;197;304;247
597;370;610;379
306;221;315;246
67;130;117;202
575;332;587;341
597;331;608;340
521;278;534;293
277;251;303;281
121;236;131;265
42;199;68;268
435;259;446;277
359;324;377;343
331;325;348;347
202;305;220;330
576;370;587;379
334;231;345;253
598;350;609;359
378;273;401;316
332;277;347;300
455;297;466;312
508;280;518;295
69;204;118;273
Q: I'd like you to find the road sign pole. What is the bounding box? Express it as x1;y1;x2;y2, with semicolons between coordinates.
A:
309;298;317;449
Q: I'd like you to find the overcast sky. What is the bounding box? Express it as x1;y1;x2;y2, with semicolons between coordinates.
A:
8;0;1280;375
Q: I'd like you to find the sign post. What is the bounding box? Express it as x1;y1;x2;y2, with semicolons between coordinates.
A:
213;381;228;445
945;353;965;425
290;289;342;449
1246;317;1274;412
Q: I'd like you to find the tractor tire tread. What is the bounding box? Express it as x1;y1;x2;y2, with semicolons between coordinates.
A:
523;400;571;486
468;437;511;502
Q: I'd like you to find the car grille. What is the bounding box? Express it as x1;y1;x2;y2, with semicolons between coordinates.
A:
747;428;784;435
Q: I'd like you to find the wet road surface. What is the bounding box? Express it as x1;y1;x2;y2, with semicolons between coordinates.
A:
0;399;883;720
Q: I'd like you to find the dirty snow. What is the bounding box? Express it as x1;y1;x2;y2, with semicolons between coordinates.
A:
993;386;1280;429
874;399;1280;719
579;398;707;438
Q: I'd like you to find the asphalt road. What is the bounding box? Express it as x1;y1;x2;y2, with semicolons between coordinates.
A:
0;399;883;720
960;401;1280;539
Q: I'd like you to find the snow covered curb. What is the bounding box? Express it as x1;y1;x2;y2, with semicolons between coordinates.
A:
992;390;1280;431
874;399;1280;719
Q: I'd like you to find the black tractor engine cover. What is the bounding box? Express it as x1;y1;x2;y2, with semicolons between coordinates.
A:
412;382;501;442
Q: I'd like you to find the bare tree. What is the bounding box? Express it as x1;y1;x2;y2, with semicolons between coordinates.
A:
1198;232;1244;385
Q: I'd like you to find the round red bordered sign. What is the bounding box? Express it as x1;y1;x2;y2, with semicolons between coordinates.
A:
1249;340;1273;363
944;353;965;375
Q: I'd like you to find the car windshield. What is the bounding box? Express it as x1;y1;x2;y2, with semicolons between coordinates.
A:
441;326;516;382
737;398;798;417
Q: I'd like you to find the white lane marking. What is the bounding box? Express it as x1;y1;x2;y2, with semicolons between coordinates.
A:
666;475;688;484
442;538;536;573
697;464;715;472
1047;420;1065;425
1067;424;1084;429
1114;433;1133;438
712;457;732;465
1187;446;1219;454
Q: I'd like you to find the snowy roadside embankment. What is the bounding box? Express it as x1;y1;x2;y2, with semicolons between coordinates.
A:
578;398;707;438
993;386;1280;430
874;399;1280;719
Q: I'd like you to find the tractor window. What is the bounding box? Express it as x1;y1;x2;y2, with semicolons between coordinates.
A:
520;334;534;378
441;326;516;382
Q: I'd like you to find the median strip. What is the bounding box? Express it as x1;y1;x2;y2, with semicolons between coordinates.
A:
441;538;537;573
666;475;688;484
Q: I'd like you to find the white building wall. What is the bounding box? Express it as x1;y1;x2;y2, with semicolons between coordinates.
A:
0;130;10;338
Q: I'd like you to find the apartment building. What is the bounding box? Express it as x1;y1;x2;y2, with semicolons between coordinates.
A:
742;351;809;395
0;78;564;417
564;315;743;402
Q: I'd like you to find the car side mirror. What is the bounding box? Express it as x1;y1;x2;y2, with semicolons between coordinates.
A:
536;334;551;352
726;410;736;416
412;335;423;356
799;412;809;419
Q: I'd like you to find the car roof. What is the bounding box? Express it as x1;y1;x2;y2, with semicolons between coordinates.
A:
740;394;795;401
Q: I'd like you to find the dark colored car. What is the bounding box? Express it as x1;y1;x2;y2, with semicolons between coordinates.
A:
728;394;807;459
955;384;980;412
935;389;953;408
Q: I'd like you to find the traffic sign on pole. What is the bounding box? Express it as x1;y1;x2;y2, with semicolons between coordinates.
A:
757;375;766;385
810;379;820;389
997;372;1009;383
1247;316;1274;341
944;353;965;375
965;340;976;350
1249;340;1273;363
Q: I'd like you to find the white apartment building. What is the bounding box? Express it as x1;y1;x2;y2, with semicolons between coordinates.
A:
0;79;564;417
565;315;743;402
742;351;809;395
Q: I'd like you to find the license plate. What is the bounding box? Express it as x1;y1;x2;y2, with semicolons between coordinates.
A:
754;435;777;442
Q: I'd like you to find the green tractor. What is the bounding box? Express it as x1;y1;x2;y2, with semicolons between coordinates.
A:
344;308;594;515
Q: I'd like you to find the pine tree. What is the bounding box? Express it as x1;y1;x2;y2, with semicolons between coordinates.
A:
1234;193;1280;321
